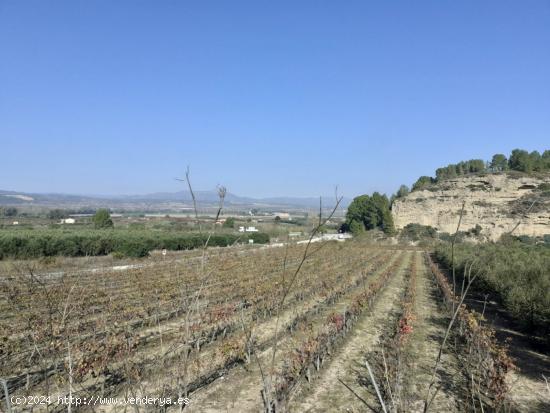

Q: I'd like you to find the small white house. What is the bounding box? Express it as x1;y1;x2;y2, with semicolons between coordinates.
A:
61;218;76;224
12;221;19;225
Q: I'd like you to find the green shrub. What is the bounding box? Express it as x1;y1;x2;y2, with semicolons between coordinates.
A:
435;241;550;335
0;229;270;259
112;251;125;259
92;209;114;229
400;223;436;241
248;232;269;244
114;240;150;258
349;220;365;235
223;217;235;228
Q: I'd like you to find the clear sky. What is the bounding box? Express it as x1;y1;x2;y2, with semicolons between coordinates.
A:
1;1;549;198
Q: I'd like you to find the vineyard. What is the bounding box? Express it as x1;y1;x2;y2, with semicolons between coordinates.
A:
1;240;549;412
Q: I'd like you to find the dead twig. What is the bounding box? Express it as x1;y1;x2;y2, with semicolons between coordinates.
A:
365;358;388;413
260;191;343;411
451;201;465;312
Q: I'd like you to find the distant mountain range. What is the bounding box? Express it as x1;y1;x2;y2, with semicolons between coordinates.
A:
0;189;350;211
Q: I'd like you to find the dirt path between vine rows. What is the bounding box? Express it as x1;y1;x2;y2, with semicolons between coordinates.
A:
286;251;412;412
405;252;465;412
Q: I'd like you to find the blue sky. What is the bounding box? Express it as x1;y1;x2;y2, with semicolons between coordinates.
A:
1;1;549;198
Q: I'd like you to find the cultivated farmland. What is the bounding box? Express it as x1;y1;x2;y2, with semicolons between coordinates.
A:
1;240;549;412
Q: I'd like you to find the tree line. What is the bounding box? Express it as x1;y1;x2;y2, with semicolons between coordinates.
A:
0;229;270;259
0;207;101;220
409;148;549;192
0;207;18;217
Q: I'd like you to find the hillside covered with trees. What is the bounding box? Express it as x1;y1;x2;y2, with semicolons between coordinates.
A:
409;148;550;192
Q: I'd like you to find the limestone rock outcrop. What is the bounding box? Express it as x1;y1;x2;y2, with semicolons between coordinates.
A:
392;173;549;240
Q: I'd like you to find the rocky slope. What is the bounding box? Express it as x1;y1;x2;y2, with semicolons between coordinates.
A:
392;173;550;240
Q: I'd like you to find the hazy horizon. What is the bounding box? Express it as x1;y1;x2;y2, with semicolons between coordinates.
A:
1;1;549;198
0;185;353;201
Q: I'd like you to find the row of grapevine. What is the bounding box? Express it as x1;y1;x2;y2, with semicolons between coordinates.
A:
369;252;418;410
426;253;515;409
272;252;409;409
1;242;389;411
111;249;397;407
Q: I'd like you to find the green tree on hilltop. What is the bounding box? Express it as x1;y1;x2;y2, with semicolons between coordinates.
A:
509;149;533;172
490;154;508;171
412;176;435;191
396;184;410;198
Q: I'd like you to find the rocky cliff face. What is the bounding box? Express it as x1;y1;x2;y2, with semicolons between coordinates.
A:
392;173;550;240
